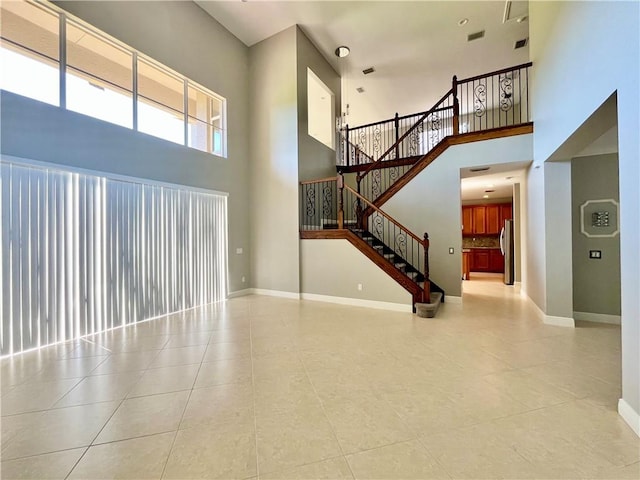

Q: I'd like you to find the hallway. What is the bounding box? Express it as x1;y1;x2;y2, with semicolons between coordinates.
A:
1;289;638;479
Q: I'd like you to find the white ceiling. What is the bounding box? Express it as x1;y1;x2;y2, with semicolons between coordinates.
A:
460;161;530;201
195;1;530;126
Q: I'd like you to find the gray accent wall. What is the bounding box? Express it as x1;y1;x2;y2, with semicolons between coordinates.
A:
571;154;621;316
249;26;300;294
296;28;341;182
1;1;251;294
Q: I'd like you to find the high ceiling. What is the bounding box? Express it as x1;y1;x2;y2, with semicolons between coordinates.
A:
196;0;530;126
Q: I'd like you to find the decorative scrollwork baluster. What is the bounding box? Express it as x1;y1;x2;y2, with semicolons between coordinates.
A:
322;185;332;217
373;126;382;155
371;169;382;199
428;111;441;149
395;232;407;258
499;73;513;112
373;214;384;238
474;82;486;118
305;187;316;219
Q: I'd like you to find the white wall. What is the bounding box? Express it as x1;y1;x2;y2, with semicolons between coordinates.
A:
384;134;533;297
2;1;251;294
530;0;640;430
300;239;412;309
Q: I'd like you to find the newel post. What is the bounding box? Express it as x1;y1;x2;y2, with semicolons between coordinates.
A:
452;75;460;135
344;124;350;167
423;232;431;304
337;175;344;230
394;112;400;160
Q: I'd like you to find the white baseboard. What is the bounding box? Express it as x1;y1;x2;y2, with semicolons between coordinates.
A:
544;315;575;328
300;293;412;313
618;398;640;437
525;294;574;327
227;289;252;299
444;295;462;304
574;311;621;325
252;288;301;300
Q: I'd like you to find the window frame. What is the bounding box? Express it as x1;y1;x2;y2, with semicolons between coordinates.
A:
0;0;228;158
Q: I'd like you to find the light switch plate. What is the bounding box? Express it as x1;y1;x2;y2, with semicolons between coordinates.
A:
589;250;602;259
449;247;455;254
236;248;243;254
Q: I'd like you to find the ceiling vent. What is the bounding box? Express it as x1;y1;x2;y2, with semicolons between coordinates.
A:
356;87;365;93
514;38;528;49
362;67;375;75
470;167;490;172
467;30;485;42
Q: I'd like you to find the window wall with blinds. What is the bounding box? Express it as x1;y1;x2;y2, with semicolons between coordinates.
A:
0;159;228;356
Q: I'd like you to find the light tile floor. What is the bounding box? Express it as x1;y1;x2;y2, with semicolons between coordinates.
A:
1;275;638;479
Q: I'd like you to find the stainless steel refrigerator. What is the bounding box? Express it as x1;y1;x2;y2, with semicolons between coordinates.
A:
500;219;515;285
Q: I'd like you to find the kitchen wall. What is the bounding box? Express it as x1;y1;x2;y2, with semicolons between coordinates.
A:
571;153;620;321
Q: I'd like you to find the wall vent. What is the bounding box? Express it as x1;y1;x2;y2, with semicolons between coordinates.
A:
362;67;375;75
356;87;365;93
467;30;485;42
514;38;528;49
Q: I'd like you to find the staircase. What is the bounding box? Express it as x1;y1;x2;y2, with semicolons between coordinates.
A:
300;62;533;315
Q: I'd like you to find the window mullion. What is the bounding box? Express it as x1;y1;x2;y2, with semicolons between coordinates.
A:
183;80;188;147
132;52;138;131
59;12;66;109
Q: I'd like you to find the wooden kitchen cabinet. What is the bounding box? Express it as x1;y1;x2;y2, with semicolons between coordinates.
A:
486;205;501;234
473;250;490;270
489;249;504;273
469;248;504;273
462;206;473;235
472;207;486;234
462;202;512;236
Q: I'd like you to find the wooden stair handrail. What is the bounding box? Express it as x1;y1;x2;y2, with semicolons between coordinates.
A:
299;176;337;185
343;184;425;246
457;62;533;85
357;88;454;181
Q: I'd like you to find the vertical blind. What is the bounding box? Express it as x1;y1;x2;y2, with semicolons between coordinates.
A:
0;159;228;356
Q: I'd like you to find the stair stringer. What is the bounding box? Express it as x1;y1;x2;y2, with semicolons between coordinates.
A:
301;229;443;310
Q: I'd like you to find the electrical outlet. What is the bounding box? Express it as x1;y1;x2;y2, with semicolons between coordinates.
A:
449;247;455;254
357;283;363;291
236;248;243;254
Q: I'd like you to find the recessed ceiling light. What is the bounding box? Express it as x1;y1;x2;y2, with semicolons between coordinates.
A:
335;46;350;58
485;184;495;188
516;16;528;23
483;194;490;199
458;18;468;26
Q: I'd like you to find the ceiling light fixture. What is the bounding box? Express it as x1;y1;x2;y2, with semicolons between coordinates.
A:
483;194;490;198
335;46;350;58
516;16;528;23
458;18;468;26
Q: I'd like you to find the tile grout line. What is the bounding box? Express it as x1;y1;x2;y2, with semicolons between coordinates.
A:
159;329;212;480
299;355;356;480
248;313;260;479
